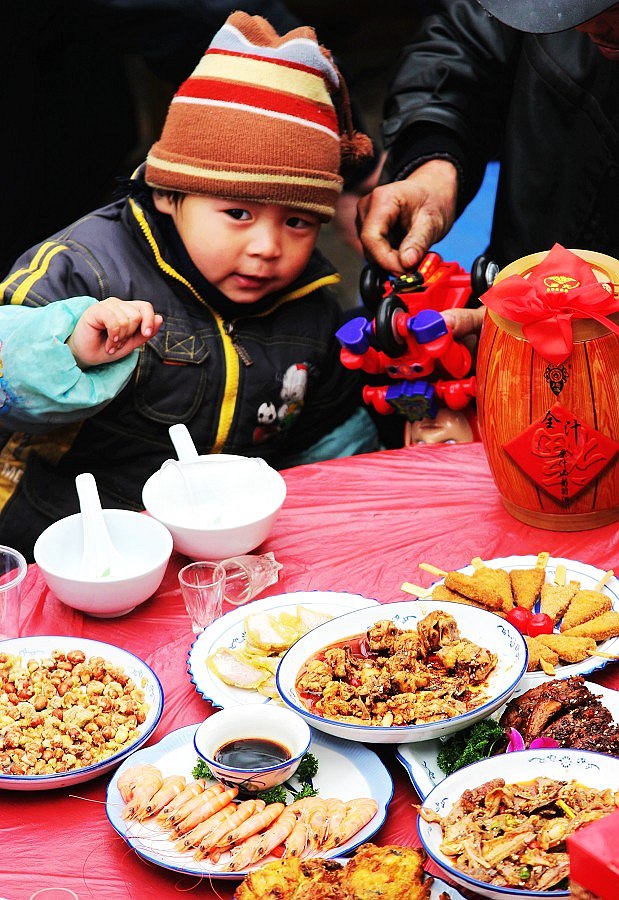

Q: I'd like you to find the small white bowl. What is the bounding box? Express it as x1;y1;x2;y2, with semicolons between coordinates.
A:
193;704;311;794
418;748;619;900
33;509;173;617
276;600;527;744
142;455;286;560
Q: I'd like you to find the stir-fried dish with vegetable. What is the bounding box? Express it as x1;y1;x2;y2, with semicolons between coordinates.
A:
421;776;619;890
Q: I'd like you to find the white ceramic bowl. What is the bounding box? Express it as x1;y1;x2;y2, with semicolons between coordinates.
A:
276;600;527;744
0;635;164;790
33;509;173;617
142;455;286;560
418;748;619;900
193;704;311;793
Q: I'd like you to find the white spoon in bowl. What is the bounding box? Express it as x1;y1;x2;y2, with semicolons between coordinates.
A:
75;472;128;578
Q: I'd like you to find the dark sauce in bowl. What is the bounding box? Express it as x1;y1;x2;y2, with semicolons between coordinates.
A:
214;737;291;770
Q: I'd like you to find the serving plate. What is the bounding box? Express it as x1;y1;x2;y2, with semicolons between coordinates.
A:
106;722;394;880
0;635;163;790
276;600;527;744
396;680;619;800
436;556;619;686
418;748;619;900
188;591;380;709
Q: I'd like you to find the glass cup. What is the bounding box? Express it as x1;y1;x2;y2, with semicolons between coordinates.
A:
0;545;28;639
219;552;283;606
178;561;225;634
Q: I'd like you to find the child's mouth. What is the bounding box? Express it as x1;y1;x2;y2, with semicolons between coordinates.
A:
234;273;269;289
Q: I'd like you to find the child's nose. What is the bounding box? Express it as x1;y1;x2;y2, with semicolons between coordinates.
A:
247;225;282;258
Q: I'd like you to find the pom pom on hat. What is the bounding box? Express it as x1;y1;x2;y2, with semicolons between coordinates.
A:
145;11;373;221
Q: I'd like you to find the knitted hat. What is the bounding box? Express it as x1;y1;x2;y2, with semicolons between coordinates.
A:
477;0;615;33
145;12;373;221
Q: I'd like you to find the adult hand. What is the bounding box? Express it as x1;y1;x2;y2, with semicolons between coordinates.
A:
442;305;486;340
357;159;458;274
67;298;163;369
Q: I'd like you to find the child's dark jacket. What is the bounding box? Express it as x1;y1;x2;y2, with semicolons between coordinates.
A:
0;177;362;530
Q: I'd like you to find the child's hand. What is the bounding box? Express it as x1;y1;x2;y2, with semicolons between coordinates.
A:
66;298;163;369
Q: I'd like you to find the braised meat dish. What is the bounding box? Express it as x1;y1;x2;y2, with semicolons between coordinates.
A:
295;611;498;726
500;676;619;755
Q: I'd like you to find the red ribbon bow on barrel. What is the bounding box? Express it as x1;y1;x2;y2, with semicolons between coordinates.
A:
481;243;619;365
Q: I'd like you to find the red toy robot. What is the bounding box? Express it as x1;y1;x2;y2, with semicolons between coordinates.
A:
336;253;478;422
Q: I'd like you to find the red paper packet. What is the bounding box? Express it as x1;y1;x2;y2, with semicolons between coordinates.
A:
567;808;619;900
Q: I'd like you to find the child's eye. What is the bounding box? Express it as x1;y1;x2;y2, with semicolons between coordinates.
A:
287;215;316;230
225;208;251;221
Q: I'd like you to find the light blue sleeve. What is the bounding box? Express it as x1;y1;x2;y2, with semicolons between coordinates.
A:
0;297;138;431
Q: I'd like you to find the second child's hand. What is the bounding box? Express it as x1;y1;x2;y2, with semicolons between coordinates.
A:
66;297;163;369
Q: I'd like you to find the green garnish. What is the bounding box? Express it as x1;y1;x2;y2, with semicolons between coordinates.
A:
289;781;319;800
295;752;319;783
519;866;531;881
437;719;506;775
257;785;289;805
192;759;214;780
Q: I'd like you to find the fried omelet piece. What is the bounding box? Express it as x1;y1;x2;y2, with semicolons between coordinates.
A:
340;844;431;900
234;858;342;900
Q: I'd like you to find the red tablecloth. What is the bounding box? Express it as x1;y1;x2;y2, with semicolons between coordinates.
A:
2;443;618;898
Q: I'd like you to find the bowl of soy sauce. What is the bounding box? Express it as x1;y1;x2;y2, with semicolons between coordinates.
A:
193;704;311;793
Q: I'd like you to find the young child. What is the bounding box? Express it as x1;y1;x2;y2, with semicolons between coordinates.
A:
0;297;162;430
0;12;378;558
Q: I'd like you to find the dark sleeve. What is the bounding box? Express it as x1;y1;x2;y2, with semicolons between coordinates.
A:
380;0;522;211
0;240;106;308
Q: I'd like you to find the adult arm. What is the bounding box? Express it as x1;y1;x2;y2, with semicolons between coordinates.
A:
359;0;521;272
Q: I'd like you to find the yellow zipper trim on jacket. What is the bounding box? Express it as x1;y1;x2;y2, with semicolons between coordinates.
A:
0;242;69;305
130;198;340;451
130;198;238;452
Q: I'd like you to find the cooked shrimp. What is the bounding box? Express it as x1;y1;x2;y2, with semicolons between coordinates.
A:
117;764;161;803
211;798;266;850
193;798;265;862
174;785;237;835
137;775;186;820
169;783;224;828
251;805;299;862
284;818;310;857
224;833;264;872
322;798;378;850
305;797;328;853
157;779;207;824
215;800;286;856
120;765;164;820
172;804;235;853
304;797;346;857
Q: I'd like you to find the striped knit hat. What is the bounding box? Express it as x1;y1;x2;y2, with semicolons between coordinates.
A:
145;12;373;221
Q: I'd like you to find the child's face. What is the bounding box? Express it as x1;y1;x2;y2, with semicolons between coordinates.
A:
154;193;321;303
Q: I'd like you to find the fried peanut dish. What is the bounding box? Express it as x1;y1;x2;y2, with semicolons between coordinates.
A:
421;776;619;891
295;611;498;726
0;649;149;776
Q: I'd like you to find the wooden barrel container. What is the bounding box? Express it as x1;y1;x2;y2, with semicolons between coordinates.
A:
476;249;619;530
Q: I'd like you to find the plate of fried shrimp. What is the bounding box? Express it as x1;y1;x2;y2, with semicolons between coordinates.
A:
106;723;393;880
419;555;619;685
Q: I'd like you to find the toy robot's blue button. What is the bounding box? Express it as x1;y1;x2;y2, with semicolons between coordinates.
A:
385;381;438;421
408;309;447;343
335;317;374;354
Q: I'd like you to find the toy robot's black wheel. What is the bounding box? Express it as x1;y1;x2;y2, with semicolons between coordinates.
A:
375;296;408;358
471;254;500;300
359;264;387;313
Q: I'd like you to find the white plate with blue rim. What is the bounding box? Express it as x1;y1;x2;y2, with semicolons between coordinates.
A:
396;680;619;800
106;721;394;880
418;748;619;900
433;556;619;685
276;600;527;744
0;635;163;790
188;591;380;709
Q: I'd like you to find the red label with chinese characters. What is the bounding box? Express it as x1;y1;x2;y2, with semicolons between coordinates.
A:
504;403;619;502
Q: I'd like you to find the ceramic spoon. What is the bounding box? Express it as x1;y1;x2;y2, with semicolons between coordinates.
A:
75;472;128;578
168;423;200;463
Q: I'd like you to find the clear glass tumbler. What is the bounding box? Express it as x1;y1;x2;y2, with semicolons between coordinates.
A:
178;560;225;633
219;552;283;606
0;545;28;639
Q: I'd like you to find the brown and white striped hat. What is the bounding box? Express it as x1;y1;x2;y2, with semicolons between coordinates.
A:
145;12;372;221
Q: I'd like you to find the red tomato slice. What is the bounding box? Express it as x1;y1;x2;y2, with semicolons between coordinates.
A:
506;606;533;634
528;612;554;636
